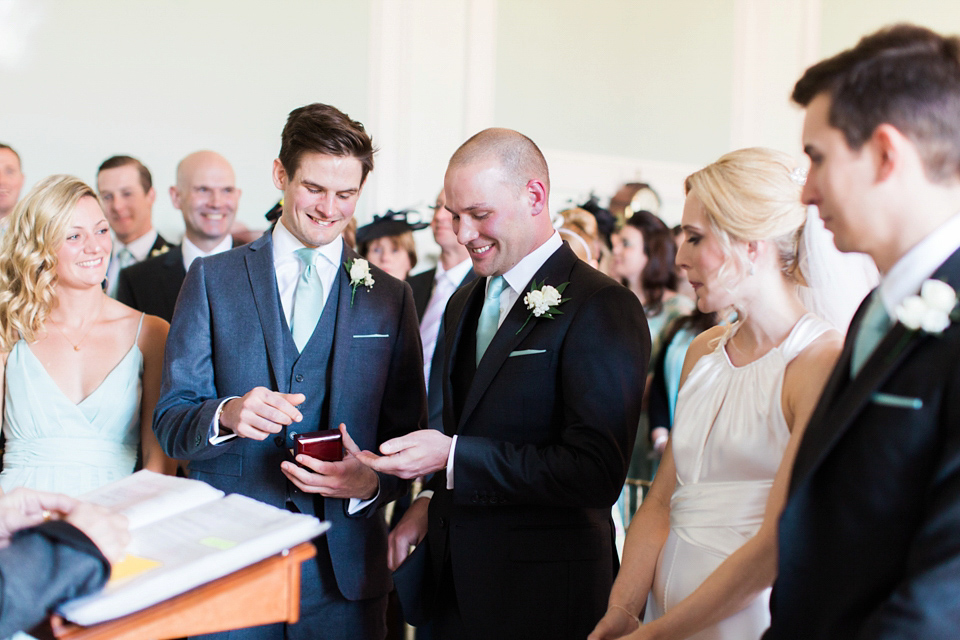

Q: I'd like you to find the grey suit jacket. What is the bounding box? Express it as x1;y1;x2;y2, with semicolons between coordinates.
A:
154;232;426;601
0;521;109;638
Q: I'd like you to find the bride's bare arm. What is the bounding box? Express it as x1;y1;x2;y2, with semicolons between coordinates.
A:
138;316;177;475
622;332;842;640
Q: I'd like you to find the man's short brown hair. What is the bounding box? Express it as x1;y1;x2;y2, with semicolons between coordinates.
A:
97;155;153;193
793;23;960;182
278;103;376;184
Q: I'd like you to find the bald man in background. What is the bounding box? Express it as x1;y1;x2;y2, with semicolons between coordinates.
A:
117;151;241;321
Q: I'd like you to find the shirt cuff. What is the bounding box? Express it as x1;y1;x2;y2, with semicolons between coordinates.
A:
414;489;434;501
347;476;381;514
209;397;240;445
445;435;458;490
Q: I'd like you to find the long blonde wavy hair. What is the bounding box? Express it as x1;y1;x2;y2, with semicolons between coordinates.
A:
0;175;103;352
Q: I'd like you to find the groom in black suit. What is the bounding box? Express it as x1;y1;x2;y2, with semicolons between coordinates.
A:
765;24;960;638
352;128;650;639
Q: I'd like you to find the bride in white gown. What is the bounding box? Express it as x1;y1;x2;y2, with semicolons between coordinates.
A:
590;148;876;640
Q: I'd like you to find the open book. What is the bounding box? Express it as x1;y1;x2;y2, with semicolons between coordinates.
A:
57;470;329;626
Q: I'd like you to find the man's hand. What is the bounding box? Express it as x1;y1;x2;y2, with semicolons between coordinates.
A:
343;425;452;480
280;424;379;500
388;495;429;570
0;488;79;540
65;502;131;564
220;387;305;440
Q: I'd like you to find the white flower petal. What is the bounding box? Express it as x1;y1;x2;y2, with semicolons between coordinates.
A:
921;309;950;334
897;296;927;330
920;279;957;313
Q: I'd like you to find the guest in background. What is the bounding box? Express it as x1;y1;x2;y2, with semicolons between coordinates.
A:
559;206;601;269
407;189;476;432
579;194;617;275
96;156;172;297
0;175;175;496
614;210;694;519
116;151;241;322
356;209;428;281
0;487;129;638
0;144;25;230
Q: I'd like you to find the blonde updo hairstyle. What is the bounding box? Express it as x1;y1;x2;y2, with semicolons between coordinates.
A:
684;147;807;294
0;175;102;352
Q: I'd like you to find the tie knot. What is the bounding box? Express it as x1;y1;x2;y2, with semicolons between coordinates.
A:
486;276;505;301
295;247;320;266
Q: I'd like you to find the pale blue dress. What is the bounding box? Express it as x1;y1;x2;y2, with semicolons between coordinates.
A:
1;315;144;496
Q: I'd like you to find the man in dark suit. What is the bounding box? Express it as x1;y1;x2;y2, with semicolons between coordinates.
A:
117;151;241;321
764;24;960;638
97;155;173;297
154;103;426;640
0;488;128;637
351;128;649;639
407;189;475;432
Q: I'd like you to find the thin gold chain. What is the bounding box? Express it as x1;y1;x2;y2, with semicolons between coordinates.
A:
48;295;105;351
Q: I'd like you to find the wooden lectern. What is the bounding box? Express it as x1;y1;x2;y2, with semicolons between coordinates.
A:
46;542;316;640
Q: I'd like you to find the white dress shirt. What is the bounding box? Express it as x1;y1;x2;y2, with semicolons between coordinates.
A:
181;234;233;273
420;258;473;384
877;211;960;316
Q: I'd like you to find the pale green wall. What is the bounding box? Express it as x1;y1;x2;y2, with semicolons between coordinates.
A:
495;0;736;167
820;1;960;57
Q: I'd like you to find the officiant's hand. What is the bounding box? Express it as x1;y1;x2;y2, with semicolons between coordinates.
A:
388;496;429;570
220;387;305;440
342;426;451;480
280;441;379;501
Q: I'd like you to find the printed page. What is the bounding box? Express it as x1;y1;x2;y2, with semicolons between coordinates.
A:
58;493;329;626
80;470;225;529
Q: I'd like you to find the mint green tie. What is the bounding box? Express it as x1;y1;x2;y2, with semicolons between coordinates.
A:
476;276;506;365
851;292;890;377
291;248;324;352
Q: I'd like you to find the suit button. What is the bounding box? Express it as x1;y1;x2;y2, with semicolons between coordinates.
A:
195;434;203;446
438;517;447;529
274;436;284;448
295;374;304;383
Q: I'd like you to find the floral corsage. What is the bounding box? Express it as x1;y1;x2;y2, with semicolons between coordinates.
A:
345;258;375;306
517;280;569;333
896;279;960;335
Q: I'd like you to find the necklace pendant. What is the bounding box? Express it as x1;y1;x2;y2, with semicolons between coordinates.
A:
73;345;81;351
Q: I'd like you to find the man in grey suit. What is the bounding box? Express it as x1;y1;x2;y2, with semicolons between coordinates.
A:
154;103;426;639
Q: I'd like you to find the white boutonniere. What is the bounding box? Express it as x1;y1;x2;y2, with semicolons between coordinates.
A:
150;245;170;258
517;280;570;334
345;258;375;306
896;279;960;335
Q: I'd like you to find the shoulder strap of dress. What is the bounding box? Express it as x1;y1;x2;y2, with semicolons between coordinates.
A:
779;314;831;362
134;312;145;345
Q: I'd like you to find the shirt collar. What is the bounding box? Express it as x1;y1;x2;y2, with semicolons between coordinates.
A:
115;228;158;262
500;231;563;295
436;256;472;285
272;218;343;269
878;211;960;315
182;234;233;272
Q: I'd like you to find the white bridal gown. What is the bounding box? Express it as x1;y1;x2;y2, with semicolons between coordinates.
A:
644;314;831;640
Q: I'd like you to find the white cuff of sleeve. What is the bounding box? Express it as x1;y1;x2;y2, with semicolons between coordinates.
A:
445;435;458;490
209;397;240;445
347;477;381;514
414;489;434;501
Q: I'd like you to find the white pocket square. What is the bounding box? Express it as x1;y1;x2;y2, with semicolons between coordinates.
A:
509;349;546;357
353;333;389;339
871;392;923;409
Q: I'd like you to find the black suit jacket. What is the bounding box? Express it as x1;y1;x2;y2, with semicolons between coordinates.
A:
424;244;650;639
766;247;960;639
407;263;477;432
116;244;186;322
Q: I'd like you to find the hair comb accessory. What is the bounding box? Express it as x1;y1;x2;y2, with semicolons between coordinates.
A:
789;167;808;186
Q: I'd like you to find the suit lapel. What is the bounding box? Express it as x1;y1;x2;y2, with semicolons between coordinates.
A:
792;248;960;489
163;246;187;305
327;241;356;426
244;234;288;391
457;245;577;429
